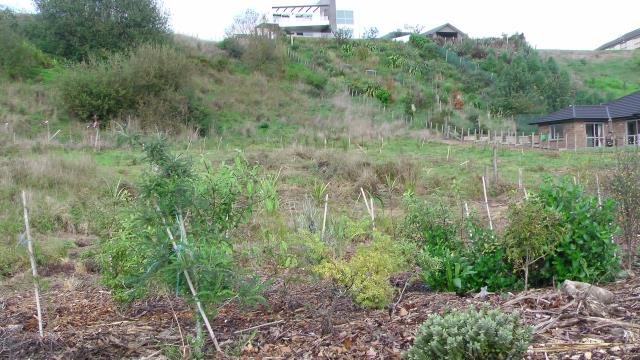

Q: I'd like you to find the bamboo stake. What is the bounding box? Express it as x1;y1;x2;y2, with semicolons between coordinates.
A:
321;193;329;241
156;206;222;353
22;191;44;338
596;173;602;206
492;145;498;180
518;168;523;189
481;176;493;230
360;187;375;229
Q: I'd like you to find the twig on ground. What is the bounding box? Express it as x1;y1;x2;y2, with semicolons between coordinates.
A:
233;320;284;335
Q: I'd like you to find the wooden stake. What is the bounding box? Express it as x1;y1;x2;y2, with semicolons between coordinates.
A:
447;145;451;161
596;174;602;206
492;145;498;180
481;176;493;230
464;202;470;218
518;168;523;189
321;194;329;241
360;187;375;229
22;191;44;338
156;206;222;353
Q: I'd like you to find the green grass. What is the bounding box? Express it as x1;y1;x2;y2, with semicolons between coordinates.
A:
560;50;640;99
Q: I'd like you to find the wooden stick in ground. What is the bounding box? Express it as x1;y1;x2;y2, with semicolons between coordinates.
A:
518;168;523;189
321;193;329;241
21;191;44;338
481;176;493;230
596;173;602;206
155;206;222;353
492;145;498;180
359;187;375;229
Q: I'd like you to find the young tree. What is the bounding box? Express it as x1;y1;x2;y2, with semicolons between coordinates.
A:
610;152;640;268
33;0;169;60
503;197;565;290
225;9;283;73
362;27;379;39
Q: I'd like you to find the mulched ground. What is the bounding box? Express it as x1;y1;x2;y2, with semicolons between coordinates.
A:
1;274;639;359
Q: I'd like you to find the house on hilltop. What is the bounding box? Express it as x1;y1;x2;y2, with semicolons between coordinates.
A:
596;28;640;50
381;23;467;43
424;23;467;42
268;0;355;37
531;91;640;149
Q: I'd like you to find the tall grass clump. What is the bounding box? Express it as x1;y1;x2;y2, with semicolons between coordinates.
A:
57;43;210;132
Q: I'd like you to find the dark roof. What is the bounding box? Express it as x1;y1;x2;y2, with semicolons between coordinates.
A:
609;91;640;117
531;91;640;125
423;23;466;37
596;27;640;50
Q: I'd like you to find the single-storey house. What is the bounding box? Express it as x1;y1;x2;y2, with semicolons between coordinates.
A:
596;27;640;51
423;23;467;42
531;91;640;149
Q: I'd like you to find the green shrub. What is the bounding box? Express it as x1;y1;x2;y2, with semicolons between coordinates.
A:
502;197;566;290
536;177;620;283
315;232;413;308
57;44;210;131
286;63;328;91
98;139;263;305
219;38;244;59
406;307;532;360
374;88;392;104
0;11;50;79
403;194;519;292
33;0;169;61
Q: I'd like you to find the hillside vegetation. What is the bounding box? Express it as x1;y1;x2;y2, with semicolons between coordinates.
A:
541;49;640;102
2;3;640;359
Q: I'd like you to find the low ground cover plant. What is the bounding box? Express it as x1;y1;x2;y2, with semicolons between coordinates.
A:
406;307;532;360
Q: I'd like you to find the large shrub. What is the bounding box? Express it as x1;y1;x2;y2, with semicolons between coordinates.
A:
57;44;210;131
98;139;263;304
33;0;169;61
406;307;532;360
502;197;566;290
536;177;620;283
403;194;518;293
0;10;50;79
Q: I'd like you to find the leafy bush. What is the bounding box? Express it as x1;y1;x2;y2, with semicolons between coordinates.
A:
403;194;519;292
315;232;413;308
406;307;532;360
502;197;566;290
536;178;620;283
219;38;244;59
286;63;327;91
609;152;640;267
98;139;263;305
0;10;50;79
57;44;210;131
33;0;169;61
373;88;392;104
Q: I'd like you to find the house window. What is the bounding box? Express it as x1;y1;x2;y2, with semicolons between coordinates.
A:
549;124;564;140
585;123;604;147
336;10;354;25
627;120;639;145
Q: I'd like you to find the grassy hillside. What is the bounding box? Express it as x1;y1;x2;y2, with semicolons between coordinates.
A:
2;8;639;358
541;49;640;101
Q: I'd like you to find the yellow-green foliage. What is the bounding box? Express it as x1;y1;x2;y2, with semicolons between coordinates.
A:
315;232;413;308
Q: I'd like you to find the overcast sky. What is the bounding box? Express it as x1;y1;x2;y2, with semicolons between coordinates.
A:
2;0;638;50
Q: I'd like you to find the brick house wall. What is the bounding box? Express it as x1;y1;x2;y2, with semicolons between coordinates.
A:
537;119;634;149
